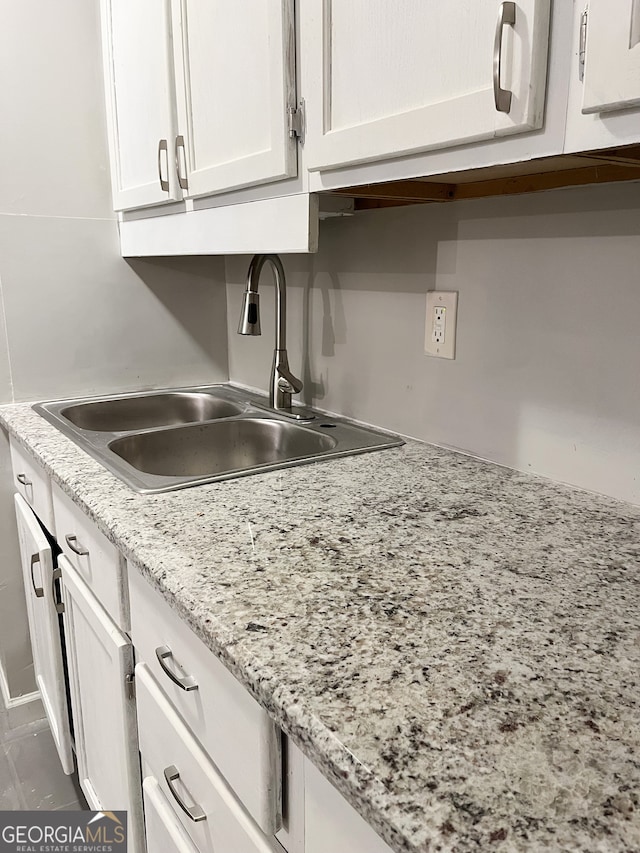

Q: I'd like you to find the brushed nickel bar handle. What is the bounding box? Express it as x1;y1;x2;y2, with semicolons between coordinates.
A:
493;2;516;113
163;766;206;823
16;473;32;487
175;135;189;190
65;534;89;557
52;567;64;615
155;646;198;692
158;139;169;192
30;553;44;599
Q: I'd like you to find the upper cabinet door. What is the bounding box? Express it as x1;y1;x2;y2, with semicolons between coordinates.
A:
170;0;297;197
582;0;640;113
301;0;551;171
101;0;181;210
14;494;74;776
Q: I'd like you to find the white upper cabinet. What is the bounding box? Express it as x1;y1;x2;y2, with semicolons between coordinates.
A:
170;0;298;197
101;0;298;211
300;0;552;171
101;0;181;210
582;0;640;113
564;1;640;153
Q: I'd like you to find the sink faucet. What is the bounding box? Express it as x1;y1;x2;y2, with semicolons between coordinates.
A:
237;254;303;412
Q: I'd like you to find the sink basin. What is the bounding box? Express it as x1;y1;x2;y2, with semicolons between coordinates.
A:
59;392;242;432
109;418;337;477
34;384;403;493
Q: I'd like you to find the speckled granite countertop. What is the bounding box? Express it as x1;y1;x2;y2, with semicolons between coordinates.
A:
1;400;639;853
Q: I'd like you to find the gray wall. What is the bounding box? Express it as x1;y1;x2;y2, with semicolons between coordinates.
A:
0;0;228;700
226;181;640;506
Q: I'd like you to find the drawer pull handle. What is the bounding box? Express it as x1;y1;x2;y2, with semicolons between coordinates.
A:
17;473;32;487
155;646;198;692
65;534;89;557
30;553;44;598
164;765;206;823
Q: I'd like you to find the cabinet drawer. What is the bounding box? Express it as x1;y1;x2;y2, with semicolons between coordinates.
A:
142;776;200;853
129;566;281;834
52;481;128;630
10;437;55;534
136;663;283;853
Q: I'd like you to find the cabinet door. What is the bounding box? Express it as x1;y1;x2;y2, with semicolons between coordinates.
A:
101;0;181;210
582;0;640;113
301;0;551;171
60;555;143;853
14;495;74;775
171;0;297;197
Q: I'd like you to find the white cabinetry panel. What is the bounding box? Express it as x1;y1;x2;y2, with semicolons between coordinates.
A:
171;0;297;196
14;494;73;775
305;760;392;853
10;438;55;534
136;664;282;853
582;0;640;113
52;482;128;631
302;0;551;170
101;0;181;209
61;555;143;852
129;565;281;834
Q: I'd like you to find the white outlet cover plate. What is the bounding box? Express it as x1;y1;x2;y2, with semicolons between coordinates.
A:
424;291;458;359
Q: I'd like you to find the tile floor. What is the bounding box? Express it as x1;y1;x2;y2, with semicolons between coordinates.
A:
0;691;86;811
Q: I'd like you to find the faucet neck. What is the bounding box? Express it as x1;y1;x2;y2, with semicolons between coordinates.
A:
247;254;287;352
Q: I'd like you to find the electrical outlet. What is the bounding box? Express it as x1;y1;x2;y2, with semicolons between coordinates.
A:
424;291;458;359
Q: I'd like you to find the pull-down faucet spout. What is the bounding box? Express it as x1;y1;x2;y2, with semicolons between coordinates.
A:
237;254;303;412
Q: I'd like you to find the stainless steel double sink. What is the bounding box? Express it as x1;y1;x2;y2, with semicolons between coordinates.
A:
34;385;403;493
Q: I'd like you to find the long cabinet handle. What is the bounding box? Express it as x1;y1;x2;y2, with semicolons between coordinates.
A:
17;473;32;487
30;553;44;599
163;765;206;823
175;136;189;190
493;1;516;113
155;646;198;692
65;534;89;557
157;139;169;192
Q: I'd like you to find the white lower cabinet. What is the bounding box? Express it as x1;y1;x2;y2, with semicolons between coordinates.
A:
10;447;395;853
60;555;144;853
13;494;74;775
136;662;284;853
129;565;282;835
130;565;391;853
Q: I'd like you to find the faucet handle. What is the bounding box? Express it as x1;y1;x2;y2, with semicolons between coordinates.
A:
277;367;303;395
